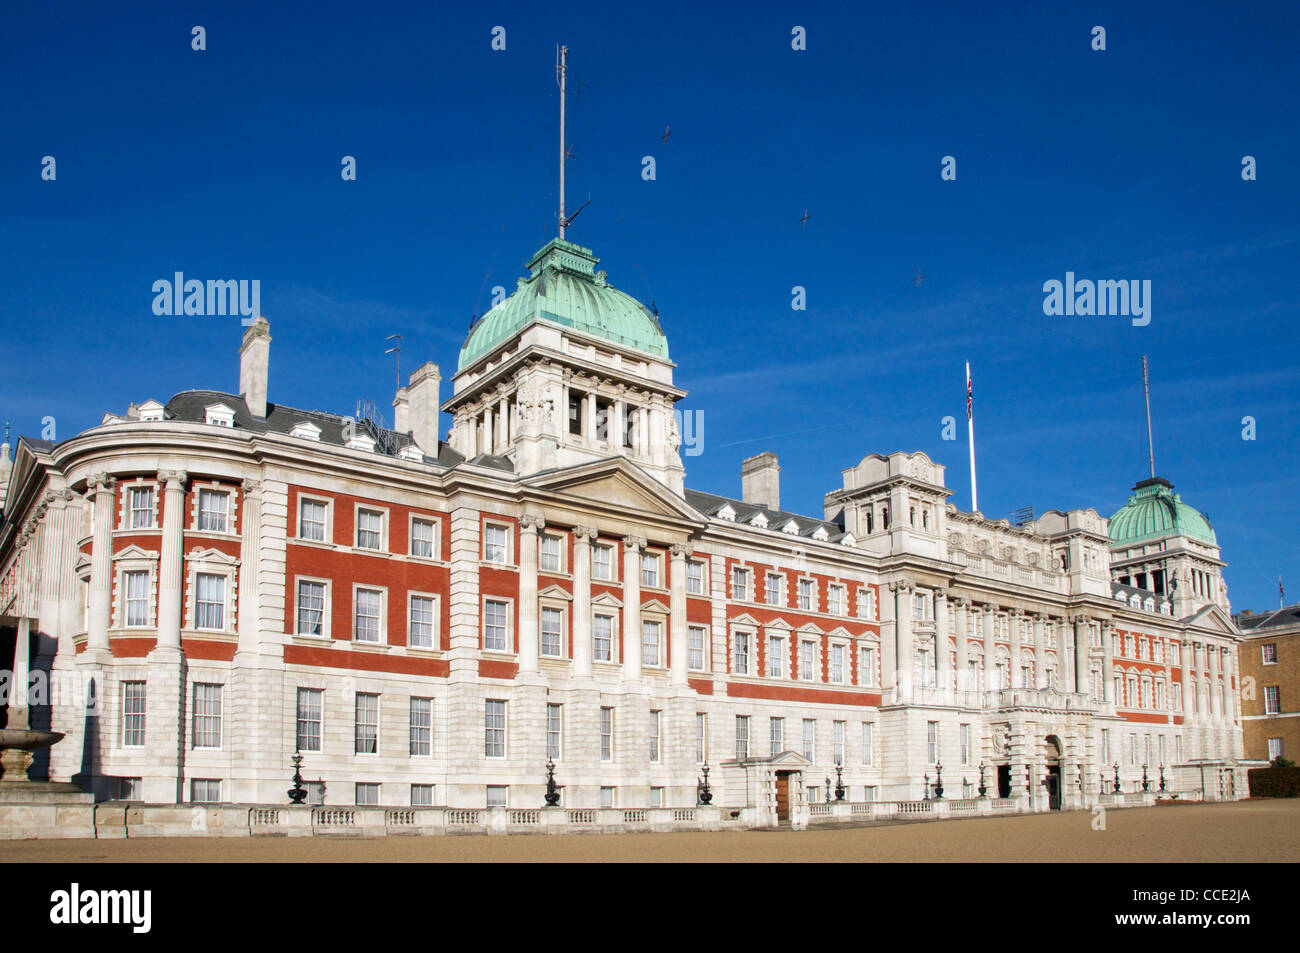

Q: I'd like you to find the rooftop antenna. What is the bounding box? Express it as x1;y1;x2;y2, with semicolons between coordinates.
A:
1142;355;1156;479
557;44;568;240
385;334;402;391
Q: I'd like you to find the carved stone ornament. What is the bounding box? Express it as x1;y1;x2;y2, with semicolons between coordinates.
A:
992;725;1011;757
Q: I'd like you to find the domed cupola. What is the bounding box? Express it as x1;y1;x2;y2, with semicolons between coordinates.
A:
1108;477;1217;547
458;239;668;372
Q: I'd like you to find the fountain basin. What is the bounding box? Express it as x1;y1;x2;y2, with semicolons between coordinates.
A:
0;729;65;751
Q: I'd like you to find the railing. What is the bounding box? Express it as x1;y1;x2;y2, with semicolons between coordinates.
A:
622;810;648;824
947;798;979;812
990;798;1015;810
509;810;541;825
671;809;696;823
567;809;597;825
249;808;281;826
850;803;873;817
1122;793;1146;806
312;808;355;826
447;809;482;826
386;810;416;826
808;803;833;817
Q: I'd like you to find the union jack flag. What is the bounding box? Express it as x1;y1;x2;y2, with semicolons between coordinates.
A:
966;370;973;420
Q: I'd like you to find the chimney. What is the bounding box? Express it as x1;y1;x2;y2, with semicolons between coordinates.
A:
406;361;441;454
741;451;781;511
239;317;271;418
393;386;410;435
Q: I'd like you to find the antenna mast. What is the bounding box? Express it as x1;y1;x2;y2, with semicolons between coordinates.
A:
557;44;567;240
1142;355;1155;479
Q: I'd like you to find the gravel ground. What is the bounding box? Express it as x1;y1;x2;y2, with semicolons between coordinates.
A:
2;799;1296;863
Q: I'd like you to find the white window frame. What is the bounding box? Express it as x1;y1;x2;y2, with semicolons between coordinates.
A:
830;642;847;684
592;543;614;581
769;716;784;757
410;696;433;756
642;619;663;668
191;682;223;749
194;486;233;534
540;532;565;573
688;625;708;672
294;576;331;639
687;560;705;595
352;585;387;644
861;721;874;766
593;612;617;663
121;681;147;748
696;712;707;764
411;783;435;806
733;630;752;676
127;484;157;530
190;779;221;803
298;495;332;544
1264;685;1281;715
641;551;662;589
296;687;323;752
483;597;514;654
766;572;783;607
828;584;845;616
409;514;439;560
731;566;750;602
407;592;439;650
541;605;566;659
803;718;816;762
799;639;817;682
600;707;615;762
483;521;512;565
766;634;785;678
650;709;662;762
1262;643;1278;665
119;567;154;629
859;644;877;687
547;703;563;762
354;505;387;552
354;692;380;754
484;699;507;759
798;578;814;612
735;714;750;759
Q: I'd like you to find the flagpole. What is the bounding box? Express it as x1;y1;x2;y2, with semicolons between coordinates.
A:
967;361;978;513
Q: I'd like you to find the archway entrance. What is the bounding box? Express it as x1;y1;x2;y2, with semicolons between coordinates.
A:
996;764;1011;799
1044;735;1064;810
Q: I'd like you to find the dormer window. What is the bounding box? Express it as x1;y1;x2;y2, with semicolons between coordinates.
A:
750;512;769;529
137;400;166;422
781;520;800;535
204;403;235;427
346;433;376;452
399;445;423;462
812;526;830;542
290;421;322;441
839;533;856;547
717;505;736;522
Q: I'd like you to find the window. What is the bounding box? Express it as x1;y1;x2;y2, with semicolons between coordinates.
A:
799;640;817;682
537;607;564;658
600;707;614;761
769;717;784;757
408;594;436;649
297;688;323;751
592;544;613;581
1127;733;1138;767
568;393;583;435
547;704;562;761
689;626;707;671
731;567;750;601
803;719;816;762
833;721;845;765
356;509;383;550
733;632;751;675
687;560;704;595
124;570;150;627
1265;686;1281;715
1101;728;1110;764
859;646;877;686
410;697;432;756
485;700;506;758
355;693;379;754
959;723;970;765
411;784;435;806
486;786;509;809
484;524;509;564
599;786;615;808
193;573;225;630
122;681;146;747
641;552;661;588
927;721;938;765
296;580;326;636
856;588;873;619
354;782;380;805
1263;644;1278;665
192;683;222;749
861;722;874;766
913;593;926;621
198;489;229;532
541;534;563;573
696;713;707;764
798;579;813;611
484;599;510;652
1159;734;1167;765
116;778;142;801
766;573;783;606
767;635;785;678
828;585;844;616
354;588;383;643
411;518;435;558
1176;734;1183;763
830;644;846;684
593;614;614;662
1268;738;1284;761
650;787;663;808
191;779;221;803
641;620;662;667
299;498;327;542
650;710;662;762
735;715;750;759
1173;682;1183;711
129;486;154;529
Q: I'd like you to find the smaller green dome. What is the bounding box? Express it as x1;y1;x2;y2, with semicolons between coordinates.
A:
458;238;668;371
1108;477;1217;547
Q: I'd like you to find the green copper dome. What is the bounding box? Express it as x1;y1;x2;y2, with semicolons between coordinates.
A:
458;238;669;371
1108;478;1217;547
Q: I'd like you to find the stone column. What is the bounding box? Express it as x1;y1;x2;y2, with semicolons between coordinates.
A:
1101;620;1114;705
614;392;627;451
1073;616;1090;699
934;588;950;696
1208;642;1222;721
982;604;996;692
622;535;646;680
10;616;31;725
1010;608;1023;688
669;543;690;687
892;581;913;699
571;525;596;678
953;597;969;694
1033;614;1045;689
585;392;597;441
483;406;494;455
518;514;544;675
236;478;261;653
155;469;188;651
1185;642;1200;725
497;395;509;453
85;473;117;652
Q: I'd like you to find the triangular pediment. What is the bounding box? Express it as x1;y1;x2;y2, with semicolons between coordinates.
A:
591;591;624;609
185;546;239;566
113;544;160;560
730;613;761;627
525;457;706;527
1183;603;1239;636
640;597;670;614
796;622;826;636
539;584;573;602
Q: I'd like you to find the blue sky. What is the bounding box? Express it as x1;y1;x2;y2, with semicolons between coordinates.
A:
2;1;1297;611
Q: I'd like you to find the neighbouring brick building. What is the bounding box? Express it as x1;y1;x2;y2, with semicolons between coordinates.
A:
1234;604;1300;763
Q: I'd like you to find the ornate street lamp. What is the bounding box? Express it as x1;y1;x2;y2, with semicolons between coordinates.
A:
1113;763;1122;794
698;763;713;805
824;777;832;803
1099;772;1106;796
977;761;988;798
934;761;944;799
923;772;931;801
1141;763;1150;793
1158;764;1167;793
544;759;561;807
834;762;845;801
287;750;308;804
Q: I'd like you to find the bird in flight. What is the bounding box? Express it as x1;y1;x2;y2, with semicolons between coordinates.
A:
912;268;927;287
798;209;812;228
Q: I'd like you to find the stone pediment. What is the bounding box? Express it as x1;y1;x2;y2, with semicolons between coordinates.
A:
539;584;573;602
591;591;624;609
640;597;670;614
1183;603;1239;636
525;458;706;526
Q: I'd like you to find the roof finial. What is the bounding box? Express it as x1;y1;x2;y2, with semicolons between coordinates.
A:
1142;355;1156;479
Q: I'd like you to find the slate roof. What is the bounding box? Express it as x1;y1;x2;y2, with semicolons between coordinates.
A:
1234;604;1300;632
684;488;849;542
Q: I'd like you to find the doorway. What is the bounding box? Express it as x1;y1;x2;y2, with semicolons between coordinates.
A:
775;772;791;821
996;764;1011;799
1045;764;1062;809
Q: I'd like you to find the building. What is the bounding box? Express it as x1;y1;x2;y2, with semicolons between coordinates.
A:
1234;604;1300;763
0;235;1248;821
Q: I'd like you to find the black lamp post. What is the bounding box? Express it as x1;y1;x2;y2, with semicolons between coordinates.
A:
824;777;832;803
544;759;561;807
923;772;931;801
977;761;987;798
834;762;845;801
698;763;713;805
934;761;944;799
1113;762;1122;794
287;750;307;804
1141;763;1150;793
1158;764;1167;793
1099;772;1106;796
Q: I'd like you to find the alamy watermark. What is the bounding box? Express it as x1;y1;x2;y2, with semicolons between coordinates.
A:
152;273;260;325
1042;272;1151;326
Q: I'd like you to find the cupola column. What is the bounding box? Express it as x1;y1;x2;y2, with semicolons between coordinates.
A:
1209;642;1222;721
